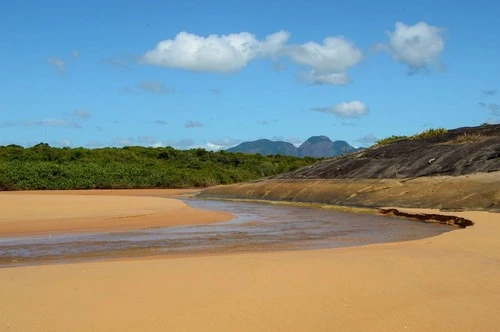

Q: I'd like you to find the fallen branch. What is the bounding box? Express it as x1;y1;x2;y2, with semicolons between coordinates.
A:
378;208;474;228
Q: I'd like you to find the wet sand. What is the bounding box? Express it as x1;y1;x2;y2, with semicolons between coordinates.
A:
0;199;454;267
0;191;499;331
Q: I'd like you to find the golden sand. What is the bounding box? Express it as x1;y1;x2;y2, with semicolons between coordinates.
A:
0;190;498;331
0;190;232;237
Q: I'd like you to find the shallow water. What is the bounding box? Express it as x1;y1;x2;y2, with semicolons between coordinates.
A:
0;199;453;267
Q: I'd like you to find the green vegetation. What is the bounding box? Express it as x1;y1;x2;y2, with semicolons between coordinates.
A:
376;128;448;146
374;135;409;146
410;127;448;140
0;144;320;191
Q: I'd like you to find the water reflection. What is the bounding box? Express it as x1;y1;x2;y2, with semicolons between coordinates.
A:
0;199;452;267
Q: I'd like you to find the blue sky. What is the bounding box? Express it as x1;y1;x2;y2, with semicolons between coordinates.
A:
1;0;499;149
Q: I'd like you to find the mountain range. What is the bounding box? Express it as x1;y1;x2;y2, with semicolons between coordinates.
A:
226;136;361;158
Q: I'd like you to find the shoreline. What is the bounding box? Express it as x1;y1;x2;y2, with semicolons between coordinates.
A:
0;189;499;331
0;189;233;238
0;206;498;331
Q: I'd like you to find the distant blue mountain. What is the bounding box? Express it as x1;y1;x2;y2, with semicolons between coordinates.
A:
227;136;361;158
226;139;298;156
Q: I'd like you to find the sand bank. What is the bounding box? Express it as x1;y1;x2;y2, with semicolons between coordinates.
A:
0;190;233;238
0;204;499;331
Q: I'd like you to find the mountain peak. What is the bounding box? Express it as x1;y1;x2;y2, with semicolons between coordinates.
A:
226;136;360;158
304;136;332;144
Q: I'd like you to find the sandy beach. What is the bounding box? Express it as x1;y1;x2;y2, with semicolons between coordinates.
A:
0;190;232;238
0;191;499;331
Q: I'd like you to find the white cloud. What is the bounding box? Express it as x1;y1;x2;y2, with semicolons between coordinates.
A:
141;30;363;85
71;50;79;60
48;57;66;74
312;101;369;118
385;22;444;71
289;37;362;73
204;143;222;150
137;81;174;95
141;31;290;73
205;137;242;150
290;36;362;85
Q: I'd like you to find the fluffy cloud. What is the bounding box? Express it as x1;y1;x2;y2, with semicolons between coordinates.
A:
141;31;290;73
312;101;369;118
289;37;362;85
137;81;174;95
141;30;361;85
385;22;444;71
48;57;66;74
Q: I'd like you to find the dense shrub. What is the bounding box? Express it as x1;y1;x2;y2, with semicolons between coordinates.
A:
376;128;448;146
0;145;321;190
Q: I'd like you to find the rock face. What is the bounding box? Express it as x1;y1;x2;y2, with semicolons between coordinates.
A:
227;136;358;158
201;125;500;211
276;125;500;179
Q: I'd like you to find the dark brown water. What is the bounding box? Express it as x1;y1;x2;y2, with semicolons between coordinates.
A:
0;199;454;267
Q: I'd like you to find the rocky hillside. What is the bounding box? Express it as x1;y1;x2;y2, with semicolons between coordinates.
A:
277;125;500;179
201;124;500;211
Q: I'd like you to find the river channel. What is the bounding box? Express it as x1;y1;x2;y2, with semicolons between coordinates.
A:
0;199;453;267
